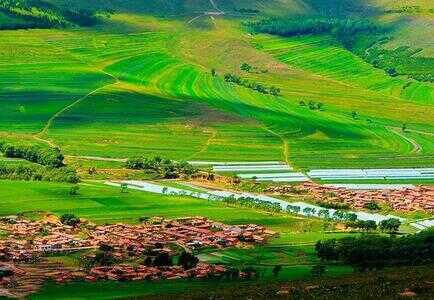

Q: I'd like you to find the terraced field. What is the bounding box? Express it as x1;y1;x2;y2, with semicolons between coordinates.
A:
254;34;434;103
0;12;432;168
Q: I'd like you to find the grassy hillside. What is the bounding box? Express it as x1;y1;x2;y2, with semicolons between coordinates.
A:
0;1;432;169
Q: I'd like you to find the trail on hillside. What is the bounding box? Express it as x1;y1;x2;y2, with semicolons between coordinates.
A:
187;0;224;24
187;128;217;160
209;0;223;13
34;70;120;148
263;127;290;165
387;126;422;154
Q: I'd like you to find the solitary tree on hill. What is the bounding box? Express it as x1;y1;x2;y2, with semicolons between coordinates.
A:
240;63;252;72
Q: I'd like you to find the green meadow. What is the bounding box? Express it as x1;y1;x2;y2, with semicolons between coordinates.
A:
0;7;432;168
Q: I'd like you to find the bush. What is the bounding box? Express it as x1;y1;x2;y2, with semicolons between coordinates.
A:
178;251;199;270
316;229;434;270
0;141;64;168
364;201;380;211
125;156;197;179
60;213;80;226
379;218;401;233
0;162;79;183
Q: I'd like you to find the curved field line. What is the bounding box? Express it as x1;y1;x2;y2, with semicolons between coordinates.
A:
263;127;289;165
387;126;421;154
187;14;206;24
187;129;217;160
407;129;434;137
35;70;120;147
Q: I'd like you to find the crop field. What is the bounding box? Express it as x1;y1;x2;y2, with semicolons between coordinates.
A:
0;180;317;229
0;13;432;168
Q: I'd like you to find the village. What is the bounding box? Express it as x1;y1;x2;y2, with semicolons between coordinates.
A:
267;182;434;212
0;215;274;297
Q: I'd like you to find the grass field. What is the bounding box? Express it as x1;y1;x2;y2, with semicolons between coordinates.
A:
0;12;432;168
0;16;432;168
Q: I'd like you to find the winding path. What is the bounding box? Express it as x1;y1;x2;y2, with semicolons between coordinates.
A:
187;128;217;160
34;70;120;148
187;0;224;24
263;127;290;165
387;126;421;154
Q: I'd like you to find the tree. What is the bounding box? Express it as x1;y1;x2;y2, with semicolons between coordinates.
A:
60;213;80;226
344;212;358;222
211;68;217;77
153;252;172;266
379;218;401;233
270;86;281;96
272;265;282;277
120;183;128;193
311;264;326;277
240;63;252;72
364;201;380;211
178;251;199;270
387;67;397;77
364;220;377;231
69;185;79;196
351;111;358;119
402;123;407;132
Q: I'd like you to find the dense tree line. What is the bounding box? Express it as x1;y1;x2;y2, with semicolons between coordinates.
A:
0;141;64;168
248;16;433;83
317;202;349;210
224;73;280;96
0;162;79;183
125;156;197;179
221;195;282;213
247;17;381;48
0;0;102;30
316;229;434;270
361;44;434;83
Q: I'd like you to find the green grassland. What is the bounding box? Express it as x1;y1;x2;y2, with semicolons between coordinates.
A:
0;1;432;169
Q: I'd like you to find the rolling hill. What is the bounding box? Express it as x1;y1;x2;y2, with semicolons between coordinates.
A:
0;0;432;169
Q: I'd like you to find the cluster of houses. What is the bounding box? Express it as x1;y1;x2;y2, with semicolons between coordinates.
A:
85;263;227;282
0;215;273;296
88;217;273;255
267;182;434;212
0;216;272;261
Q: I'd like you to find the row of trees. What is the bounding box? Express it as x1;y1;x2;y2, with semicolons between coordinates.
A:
125;156;197;179
224;73;281;96
316;229;434;270
362;44;434;83
247;17;381;49
0;141;64;168
286;203;401;232
0;162;79;183
286;204;357;221
222;195;282;213
299;100;324;110
317;201;349;210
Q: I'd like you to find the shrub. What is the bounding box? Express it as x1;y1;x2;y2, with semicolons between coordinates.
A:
60;213;80;226
125;156;197;179
364;201;380;211
316;229;434;270
0;162;79;183
0;141;64;168
178;251;199;270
